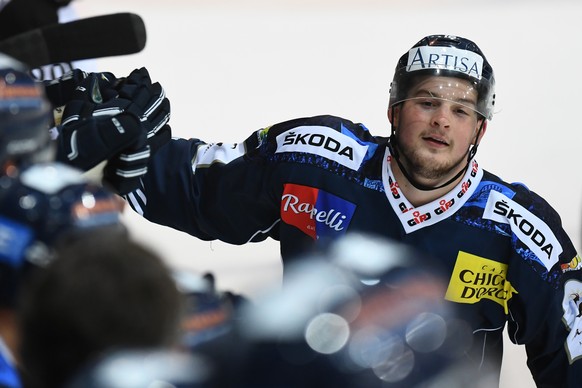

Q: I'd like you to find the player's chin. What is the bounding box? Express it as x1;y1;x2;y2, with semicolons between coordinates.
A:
415;149;449;164
414;154;455;175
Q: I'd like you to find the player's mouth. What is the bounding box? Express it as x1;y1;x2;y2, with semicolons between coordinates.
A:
422;135;449;147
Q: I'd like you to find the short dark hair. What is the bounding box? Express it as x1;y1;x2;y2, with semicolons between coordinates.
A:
18;231;182;388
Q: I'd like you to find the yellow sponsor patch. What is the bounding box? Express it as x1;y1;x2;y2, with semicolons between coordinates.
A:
562;254;582;273
258;127;271;142
445;251;517;314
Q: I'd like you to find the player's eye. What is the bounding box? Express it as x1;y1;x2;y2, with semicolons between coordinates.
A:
418;98;437;108
455;107;469;115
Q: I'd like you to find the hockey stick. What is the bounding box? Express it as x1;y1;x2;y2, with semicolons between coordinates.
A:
0;13;147;68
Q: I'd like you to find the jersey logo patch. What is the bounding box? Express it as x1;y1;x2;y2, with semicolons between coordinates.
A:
275;125;369;171
280;183;356;240
445;251;517;314
483;190;562;272
562;280;582;363
562;254;582;274
407;45;484;80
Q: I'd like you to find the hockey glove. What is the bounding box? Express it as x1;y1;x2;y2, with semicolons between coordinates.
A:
55;111;146;172
114;67;172;153
99;121;171;195
102;143;151;195
54;72;170;171
115;67;153;90
44;69;118;109
98;68;173;194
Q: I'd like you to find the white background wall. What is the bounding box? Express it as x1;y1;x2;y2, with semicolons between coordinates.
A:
70;1;582;387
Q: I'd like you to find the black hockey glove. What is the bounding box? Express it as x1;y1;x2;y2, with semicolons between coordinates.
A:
99;68;172;194
113;67;172;154
55;69;171;162
54;96;146;172
102;143;151;195
53;68;171;194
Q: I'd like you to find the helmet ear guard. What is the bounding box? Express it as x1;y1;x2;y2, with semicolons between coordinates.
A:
388;35;496;121
0;53;55;170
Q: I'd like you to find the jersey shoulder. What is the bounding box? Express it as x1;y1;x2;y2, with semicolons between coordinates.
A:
467;170;576;272
476;170;559;217
266;114;375;138
249;114;387;172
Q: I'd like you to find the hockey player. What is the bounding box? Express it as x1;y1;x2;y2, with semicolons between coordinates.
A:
0;162;133;388
187;233;489;387
0;54;126;388
17;227;182;388
67;35;581;386
0;57;58;387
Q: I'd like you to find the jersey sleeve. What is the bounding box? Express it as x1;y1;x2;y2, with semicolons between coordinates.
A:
123;129;281;245
123;114;377;246
499;186;582;386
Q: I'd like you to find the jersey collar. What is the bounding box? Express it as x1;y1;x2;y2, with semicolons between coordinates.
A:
382;147;483;234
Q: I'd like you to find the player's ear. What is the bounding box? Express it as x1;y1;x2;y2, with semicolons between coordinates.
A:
476;120;487;144
388;106;399;126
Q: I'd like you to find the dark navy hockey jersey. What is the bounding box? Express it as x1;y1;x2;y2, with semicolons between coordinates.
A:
126;115;581;386
0;340;20;388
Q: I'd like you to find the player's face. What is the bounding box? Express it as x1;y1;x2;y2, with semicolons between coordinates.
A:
392;76;485;183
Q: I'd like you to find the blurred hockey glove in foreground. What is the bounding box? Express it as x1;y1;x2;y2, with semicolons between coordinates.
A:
52;68;171;194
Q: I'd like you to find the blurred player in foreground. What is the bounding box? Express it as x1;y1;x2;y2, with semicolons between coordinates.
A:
0;54;128;387
182;233;497;387
18;231;185;388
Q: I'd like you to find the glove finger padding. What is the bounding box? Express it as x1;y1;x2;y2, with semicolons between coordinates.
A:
59;97;130;127
55;113;146;171
119;67;152;87
118;80;171;137
124;83;161;113
112;68;153;99
144;92;170;138
102;144;151;195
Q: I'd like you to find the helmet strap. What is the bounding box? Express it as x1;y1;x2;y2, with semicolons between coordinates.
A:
467;119;486;162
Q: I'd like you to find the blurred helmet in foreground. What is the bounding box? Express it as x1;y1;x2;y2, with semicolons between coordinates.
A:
0;53;54;171
64;349;211;388
220;233;497;387
0;162;125;307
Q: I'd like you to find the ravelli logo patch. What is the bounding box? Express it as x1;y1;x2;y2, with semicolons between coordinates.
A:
275;125;369;171
445;251;517;314
280;183;356;240
483;190;562;272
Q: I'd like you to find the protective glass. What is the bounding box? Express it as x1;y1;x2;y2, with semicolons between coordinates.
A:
390;73;493;120
393;76;486;117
